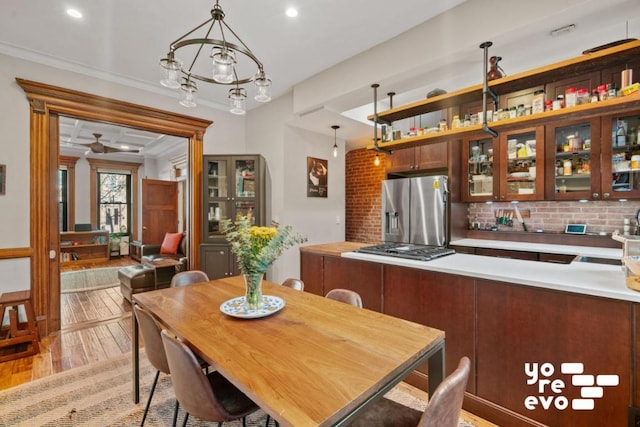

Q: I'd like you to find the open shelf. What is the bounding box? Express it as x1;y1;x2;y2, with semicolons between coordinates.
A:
367;94;640;150
369;40;640;124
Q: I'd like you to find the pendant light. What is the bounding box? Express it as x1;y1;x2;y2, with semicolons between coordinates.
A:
229;86;247;115
159;0;271;112
179;77;198;108
331;125;340;158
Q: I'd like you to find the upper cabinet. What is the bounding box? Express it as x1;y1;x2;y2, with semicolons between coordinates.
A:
498;127;545;201
202;155;266;243
386;142;448;174
462;127;544;202
602;109;640;200
544;117;601;200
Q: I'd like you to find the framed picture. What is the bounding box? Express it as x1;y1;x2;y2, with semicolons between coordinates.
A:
307;157;328;198
0;164;5;195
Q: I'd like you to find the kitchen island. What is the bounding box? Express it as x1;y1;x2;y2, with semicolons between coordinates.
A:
300;241;635;427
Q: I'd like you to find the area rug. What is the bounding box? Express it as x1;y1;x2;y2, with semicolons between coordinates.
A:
60;266;127;293
0;351;477;426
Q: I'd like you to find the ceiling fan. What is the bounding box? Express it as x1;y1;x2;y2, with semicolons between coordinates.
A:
72;133;140;154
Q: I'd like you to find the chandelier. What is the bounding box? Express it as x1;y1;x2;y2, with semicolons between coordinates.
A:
159;0;271;114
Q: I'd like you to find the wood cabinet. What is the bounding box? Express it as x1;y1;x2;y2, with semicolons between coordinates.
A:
59;230;109;264
498;126;545;201
476;279;631;427
199;244;237;279
462;134;496;201
386;142;448;174
300;247;637;426
202;155;266;242
544;117;601;200
323;256;383;311
601;109;640;200
383;266;476;390
200;155;267;279
300;251;324;296
462;126;544;202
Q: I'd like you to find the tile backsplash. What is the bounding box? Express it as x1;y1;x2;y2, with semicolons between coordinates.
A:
468;200;640;235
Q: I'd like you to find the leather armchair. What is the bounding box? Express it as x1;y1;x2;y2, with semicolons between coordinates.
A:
140;233;188;285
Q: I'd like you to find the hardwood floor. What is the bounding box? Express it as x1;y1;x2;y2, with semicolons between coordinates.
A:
0;258;135;391
0;258;495;426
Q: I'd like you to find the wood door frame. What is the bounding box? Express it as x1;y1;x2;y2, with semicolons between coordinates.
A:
17;78;212;335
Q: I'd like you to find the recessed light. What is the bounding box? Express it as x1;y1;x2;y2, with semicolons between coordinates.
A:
285;7;298;18
67;8;83;19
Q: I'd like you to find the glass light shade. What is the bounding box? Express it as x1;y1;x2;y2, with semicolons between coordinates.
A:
179;79;197;108
374;153;381;166
160;57;183;89
254;73;272;102
229;87;247;115
333;143;338;158
212;48;235;84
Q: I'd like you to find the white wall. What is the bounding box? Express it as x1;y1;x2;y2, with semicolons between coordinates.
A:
246;92;346;283
0;53;245;293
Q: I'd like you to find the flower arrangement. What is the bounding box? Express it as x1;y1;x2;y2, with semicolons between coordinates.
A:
221;215;307;309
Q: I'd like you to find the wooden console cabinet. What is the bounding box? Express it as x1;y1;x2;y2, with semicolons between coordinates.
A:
59;230;109;265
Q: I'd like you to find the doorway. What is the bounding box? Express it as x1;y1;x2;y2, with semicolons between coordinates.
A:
18;78;211;335
58;118;188;329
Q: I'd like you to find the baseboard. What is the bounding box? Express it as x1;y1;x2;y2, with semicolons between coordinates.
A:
463;394;547;427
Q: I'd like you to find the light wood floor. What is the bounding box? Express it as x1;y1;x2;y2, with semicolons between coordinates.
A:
0;258;495;426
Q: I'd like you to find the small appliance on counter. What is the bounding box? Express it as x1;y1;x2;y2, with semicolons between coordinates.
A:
356;176;455;261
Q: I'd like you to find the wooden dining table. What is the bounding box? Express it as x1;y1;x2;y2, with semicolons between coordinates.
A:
132;276;445;427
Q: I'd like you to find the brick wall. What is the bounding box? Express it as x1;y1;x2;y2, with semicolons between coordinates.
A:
468;200;640;235
345;149;387;243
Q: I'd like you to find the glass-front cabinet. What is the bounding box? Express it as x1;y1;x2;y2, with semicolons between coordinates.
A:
462;135;496;202
602;111;640;199
202;155;265;242
544;118;601;200
498;127;545;201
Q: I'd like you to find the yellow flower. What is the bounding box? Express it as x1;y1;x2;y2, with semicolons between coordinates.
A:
221;215;307;275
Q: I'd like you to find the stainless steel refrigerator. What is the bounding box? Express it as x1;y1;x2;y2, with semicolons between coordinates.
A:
382;176;448;246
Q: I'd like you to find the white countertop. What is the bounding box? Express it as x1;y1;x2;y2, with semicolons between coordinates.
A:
450;238;622;259
341;250;638;303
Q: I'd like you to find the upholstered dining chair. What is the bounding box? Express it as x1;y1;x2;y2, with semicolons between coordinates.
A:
325;288;363;308
170;270;210;287
281;278;304;291
348;356;471;427
133;304;180;426
160;329;260;427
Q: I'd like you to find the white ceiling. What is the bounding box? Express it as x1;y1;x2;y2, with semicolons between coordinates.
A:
1;0;639;154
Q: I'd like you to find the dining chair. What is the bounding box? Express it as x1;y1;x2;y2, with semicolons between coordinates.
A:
133;304;180;426
161;329;260;427
349;356;471;427
170;270;210;287
325;288;363;308
281;278;304;291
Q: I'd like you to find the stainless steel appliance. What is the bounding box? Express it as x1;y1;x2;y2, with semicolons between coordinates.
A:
356;176;454;261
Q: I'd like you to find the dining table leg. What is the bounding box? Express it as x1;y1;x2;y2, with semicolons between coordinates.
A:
427;343;445;399
132;311;140;403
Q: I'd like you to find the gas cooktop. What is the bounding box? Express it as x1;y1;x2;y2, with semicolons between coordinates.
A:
355;243;455;261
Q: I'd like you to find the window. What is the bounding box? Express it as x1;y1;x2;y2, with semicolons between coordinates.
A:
87;158;141;240
58;155;79;232
97;172;131;233
58;169;68;232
